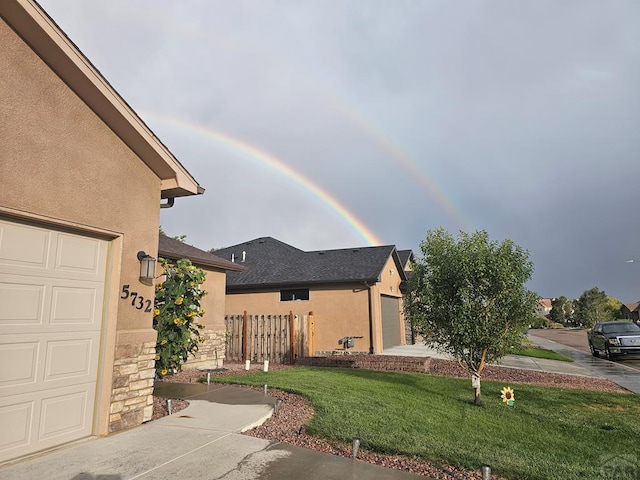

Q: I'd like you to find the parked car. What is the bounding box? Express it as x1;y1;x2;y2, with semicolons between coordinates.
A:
587;321;640;359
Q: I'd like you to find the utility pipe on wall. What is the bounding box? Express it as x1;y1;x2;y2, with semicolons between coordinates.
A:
364;282;374;354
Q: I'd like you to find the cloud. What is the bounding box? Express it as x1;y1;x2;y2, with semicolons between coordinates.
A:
40;0;640;301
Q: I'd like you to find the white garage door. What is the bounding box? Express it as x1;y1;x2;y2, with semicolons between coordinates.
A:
0;219;108;462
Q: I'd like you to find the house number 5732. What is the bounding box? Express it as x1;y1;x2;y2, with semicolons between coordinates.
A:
120;284;153;313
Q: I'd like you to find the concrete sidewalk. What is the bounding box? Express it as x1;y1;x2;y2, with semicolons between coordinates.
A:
382;339;640;393
381;343;596;376
0;384;425;480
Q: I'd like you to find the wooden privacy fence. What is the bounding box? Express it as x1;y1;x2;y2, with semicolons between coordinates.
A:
225;311;314;364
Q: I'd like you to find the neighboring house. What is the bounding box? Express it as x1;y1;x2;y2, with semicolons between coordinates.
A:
537;298;554;317
157;235;246;368
1;2;203;462
397;249;415;273
620;302;640;323
215;237;410;354
397;250;417;343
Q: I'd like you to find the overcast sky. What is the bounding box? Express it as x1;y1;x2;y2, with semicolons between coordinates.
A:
39;0;640;302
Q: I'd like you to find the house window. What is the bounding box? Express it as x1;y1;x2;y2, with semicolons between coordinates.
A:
280;288;309;301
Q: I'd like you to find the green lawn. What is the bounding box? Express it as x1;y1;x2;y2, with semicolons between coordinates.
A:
511;345;574;362
214;367;639;480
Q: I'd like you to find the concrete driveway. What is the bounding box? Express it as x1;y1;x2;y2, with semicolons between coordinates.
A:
0;384;426;480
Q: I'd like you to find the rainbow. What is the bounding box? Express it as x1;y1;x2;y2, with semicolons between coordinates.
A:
118;10;469;232
330;101;470;231
144;112;383;246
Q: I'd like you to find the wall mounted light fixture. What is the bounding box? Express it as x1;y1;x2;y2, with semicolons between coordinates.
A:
137;251;156;281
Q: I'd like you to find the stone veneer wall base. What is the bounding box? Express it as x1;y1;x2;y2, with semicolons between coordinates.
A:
109;331;157;433
182;328;226;370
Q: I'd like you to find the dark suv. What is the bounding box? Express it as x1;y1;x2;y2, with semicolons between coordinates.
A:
587;321;640;359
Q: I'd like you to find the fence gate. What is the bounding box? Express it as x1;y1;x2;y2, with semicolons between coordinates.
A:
225;311;311;364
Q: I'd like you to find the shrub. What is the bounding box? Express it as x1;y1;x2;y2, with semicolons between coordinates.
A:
153;258;207;377
529;316;550;329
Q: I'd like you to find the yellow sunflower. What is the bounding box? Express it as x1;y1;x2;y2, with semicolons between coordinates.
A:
160;369;168;376
154;308;160;316
175;297;184;305
501;387;515;405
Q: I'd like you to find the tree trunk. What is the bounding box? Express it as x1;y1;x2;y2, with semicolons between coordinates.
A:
472;374;482;405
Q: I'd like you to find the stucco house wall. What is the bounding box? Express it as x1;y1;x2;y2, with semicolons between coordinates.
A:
157;235;245;370
0;1;202;461
226;284;371;354
182;267;229;368
153;264;231;371
1;11;163;436
224;276;406;355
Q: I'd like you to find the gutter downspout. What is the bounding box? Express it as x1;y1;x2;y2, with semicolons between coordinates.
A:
364;282;374;354
160;197;175;209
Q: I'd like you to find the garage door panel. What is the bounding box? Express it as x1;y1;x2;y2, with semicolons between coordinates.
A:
55;233;105;277
0;342;39;388
0;400;34;452
44;338;95;382
0;281;44;325
39;389;91;440
0;274;104;331
0;221;107;282
0;332;100;395
0;384;95;462
51;286;100;325
0;222;51;270
381;295;402;350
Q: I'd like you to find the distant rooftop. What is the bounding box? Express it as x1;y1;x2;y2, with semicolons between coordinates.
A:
158;234;246;272
214;237;409;289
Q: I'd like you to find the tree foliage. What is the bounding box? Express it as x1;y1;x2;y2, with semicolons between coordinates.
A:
153;258;207;376
549;296;574;325
574;287;621;327
405;228;538;404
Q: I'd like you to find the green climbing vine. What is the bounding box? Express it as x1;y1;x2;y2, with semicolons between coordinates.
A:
153;258;207;377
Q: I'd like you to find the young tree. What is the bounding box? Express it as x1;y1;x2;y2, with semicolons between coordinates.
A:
406;228;538;405
549;296;574;325
604;296;623;321
574;287;620;327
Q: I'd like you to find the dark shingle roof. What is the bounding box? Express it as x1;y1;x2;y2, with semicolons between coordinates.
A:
397;249;414;269
158;235;246;272
213;237;408;289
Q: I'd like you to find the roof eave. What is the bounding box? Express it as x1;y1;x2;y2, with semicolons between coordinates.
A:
158;251;247;272
226;277;381;291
